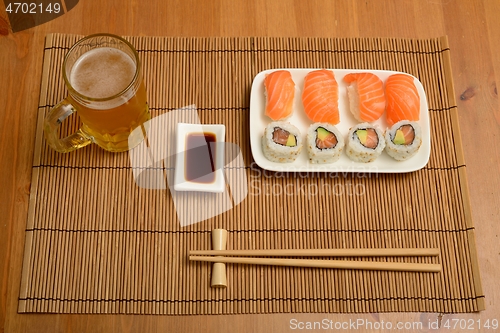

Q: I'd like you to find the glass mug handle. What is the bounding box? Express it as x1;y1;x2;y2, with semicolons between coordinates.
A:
43;98;93;153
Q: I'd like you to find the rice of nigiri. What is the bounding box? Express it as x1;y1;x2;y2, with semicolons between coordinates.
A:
302;69;340;124
344;73;386;122
264;70;295;120
385;74;420;126
384;120;422;161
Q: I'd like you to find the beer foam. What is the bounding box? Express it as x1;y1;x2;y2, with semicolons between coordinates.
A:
70;47;136;100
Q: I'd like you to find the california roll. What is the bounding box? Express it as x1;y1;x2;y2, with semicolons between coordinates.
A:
346;123;385;163
262;121;302;163
306;123;344;164
384;120;422;161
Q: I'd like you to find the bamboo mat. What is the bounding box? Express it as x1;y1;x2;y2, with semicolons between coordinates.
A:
18;34;484;314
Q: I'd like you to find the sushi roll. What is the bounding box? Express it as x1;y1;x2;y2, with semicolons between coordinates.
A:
302;69;340;124
306;123;344;164
264;70;295;120
385;120;422;161
344;73;386;122
262;121;302;163
346;123;386;163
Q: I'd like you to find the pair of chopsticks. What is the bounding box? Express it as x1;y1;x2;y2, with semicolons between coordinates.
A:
189;248;441;272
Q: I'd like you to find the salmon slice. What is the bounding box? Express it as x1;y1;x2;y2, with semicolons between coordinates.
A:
272;127;290;145
264;70;295;120
302;69;340;124
355;128;379;149
344;73;386;122
385;74;420;126
399;124;415;145
315;128;338;149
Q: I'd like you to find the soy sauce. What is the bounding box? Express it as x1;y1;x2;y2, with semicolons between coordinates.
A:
185;132;217;183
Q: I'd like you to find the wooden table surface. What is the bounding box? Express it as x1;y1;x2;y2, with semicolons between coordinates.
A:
1;0;499;332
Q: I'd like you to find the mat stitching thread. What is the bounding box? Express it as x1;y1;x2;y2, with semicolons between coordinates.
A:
149;106;249;111
24;227;475;233
37;105;459;112
428;106;458;112
31;165;466;170
43;46;451;55
18;294;484;302
37;105;251;110
425;165;466;170
32;165;173;170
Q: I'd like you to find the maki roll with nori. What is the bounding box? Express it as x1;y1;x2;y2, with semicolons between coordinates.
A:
306;123;344;164
262;121;302;163
384;120;422;161
346;123;385;163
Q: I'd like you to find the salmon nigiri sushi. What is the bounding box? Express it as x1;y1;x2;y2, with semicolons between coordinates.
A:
385;74;420;126
264;70;295;120
343;73;386;122
302;69;340;124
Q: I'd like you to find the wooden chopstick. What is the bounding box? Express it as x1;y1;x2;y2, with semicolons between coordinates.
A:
189;248;440;257
189;256;441;272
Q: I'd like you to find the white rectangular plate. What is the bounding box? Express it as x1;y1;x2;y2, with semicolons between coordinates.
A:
249;68;431;173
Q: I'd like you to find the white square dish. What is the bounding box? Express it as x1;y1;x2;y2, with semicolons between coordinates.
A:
174;123;226;193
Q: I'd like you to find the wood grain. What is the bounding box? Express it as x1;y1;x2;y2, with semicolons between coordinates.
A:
1;0;499;332
189;248;441;257
189;256;442;272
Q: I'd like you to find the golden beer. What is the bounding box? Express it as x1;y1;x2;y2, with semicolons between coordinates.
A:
44;34;150;153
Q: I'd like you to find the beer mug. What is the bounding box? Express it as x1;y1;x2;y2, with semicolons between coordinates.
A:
44;33;150;153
